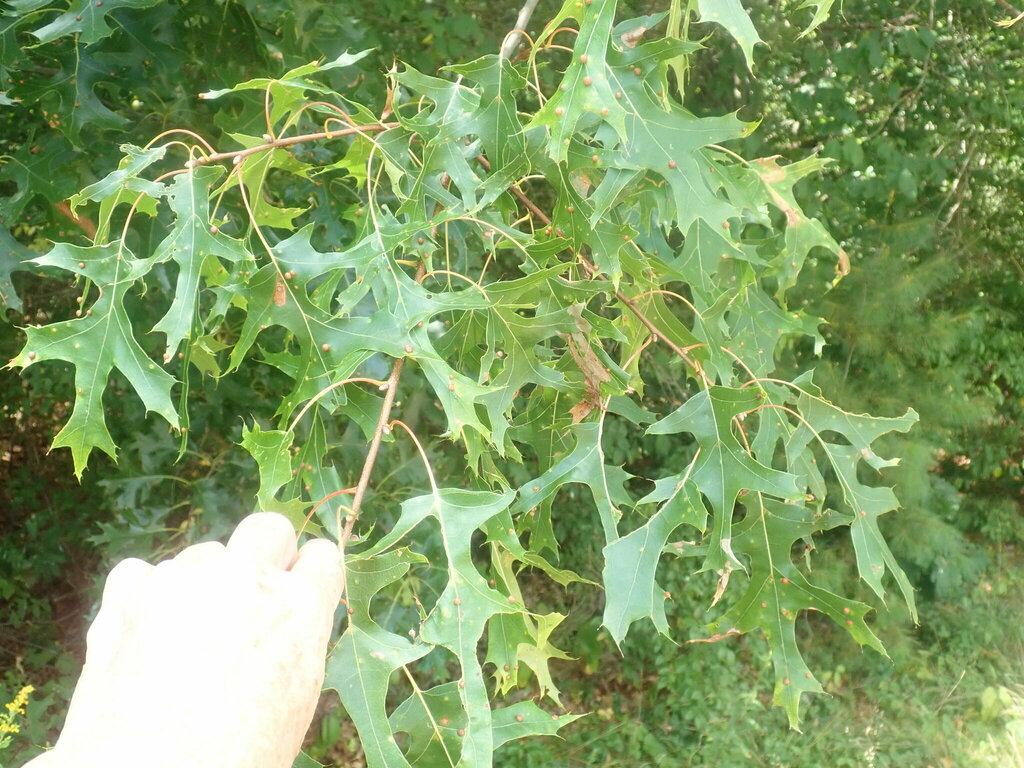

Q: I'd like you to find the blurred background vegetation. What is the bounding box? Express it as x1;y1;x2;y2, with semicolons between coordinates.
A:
2;0;1022;765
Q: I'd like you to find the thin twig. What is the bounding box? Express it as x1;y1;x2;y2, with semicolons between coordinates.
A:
865;20;935;143
342;260;428;544
1006;254;1024;282
581;255;709;384
937;133;978;231
995;0;1024;24
190;123;396;168
53;201;97;239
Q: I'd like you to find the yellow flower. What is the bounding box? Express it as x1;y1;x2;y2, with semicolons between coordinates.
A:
0;684;33;742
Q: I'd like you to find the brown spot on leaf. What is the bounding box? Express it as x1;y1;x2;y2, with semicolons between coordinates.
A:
620;25;649;49
563;308;610;423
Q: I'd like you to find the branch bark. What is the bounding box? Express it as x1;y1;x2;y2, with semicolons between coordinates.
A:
501;0;542;59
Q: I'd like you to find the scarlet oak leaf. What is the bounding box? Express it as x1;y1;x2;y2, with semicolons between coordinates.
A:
325;551;430;768
707;500;886;728
9;242;179;477
647;387;803;573
0;228;32;314
695;0;765;72
27;0;163;44
528;0;629;163
366;489;519;767
152;167;249;356
603;469;705;645
515;423;633;546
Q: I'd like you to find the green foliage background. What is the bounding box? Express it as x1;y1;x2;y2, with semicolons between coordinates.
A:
1;1;1023;766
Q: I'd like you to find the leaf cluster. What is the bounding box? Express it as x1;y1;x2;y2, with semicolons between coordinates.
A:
5;0;922;762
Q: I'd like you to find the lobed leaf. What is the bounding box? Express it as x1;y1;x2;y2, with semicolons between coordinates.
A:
695;0;765;72
9;242;179;477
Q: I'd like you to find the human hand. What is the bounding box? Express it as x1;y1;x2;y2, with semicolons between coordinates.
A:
24;513;343;768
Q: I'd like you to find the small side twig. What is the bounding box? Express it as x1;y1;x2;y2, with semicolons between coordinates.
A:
995;0;1024;27
937;133;978;232
585;256;708;384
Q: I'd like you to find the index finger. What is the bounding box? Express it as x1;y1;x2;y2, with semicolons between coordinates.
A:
290;538;345;610
225;512;299;570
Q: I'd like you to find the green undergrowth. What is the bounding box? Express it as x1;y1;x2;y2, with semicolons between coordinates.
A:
490;548;1024;768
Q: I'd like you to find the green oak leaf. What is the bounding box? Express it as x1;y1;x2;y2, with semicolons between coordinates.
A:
8;242;178;477
753;156;848;297
514;611;573;705
832;444;918;617
291;752;324;768
485;510;591;589
477;306;578;448
390;681;466;767
708;499;886;728
394;67;487;213
492;701;583;749
613;287;708;393
696;0;765;72
220;133;311;228
0;227;33;314
717;284;825;376
514;422;633;547
527;0;628;163
665;218;766;305
69;144;168;223
488;547;572;702
603;469;705;645
295;413;347;537
185;333;229;379
485;611;532;696
600;46;751;234
0;134;80;222
0;9;30;85
199;51;373;126
9;44;128;145
29;0;162;44
325;550;430;768
238;424;310;527
369;488;519;768
787;384;919;618
390;682;582;765
226;230;412;420
394;59;532;218
152;166;250;356
445;55;529;177
647;387;803;573
483;521;587;697
795;0;838;38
